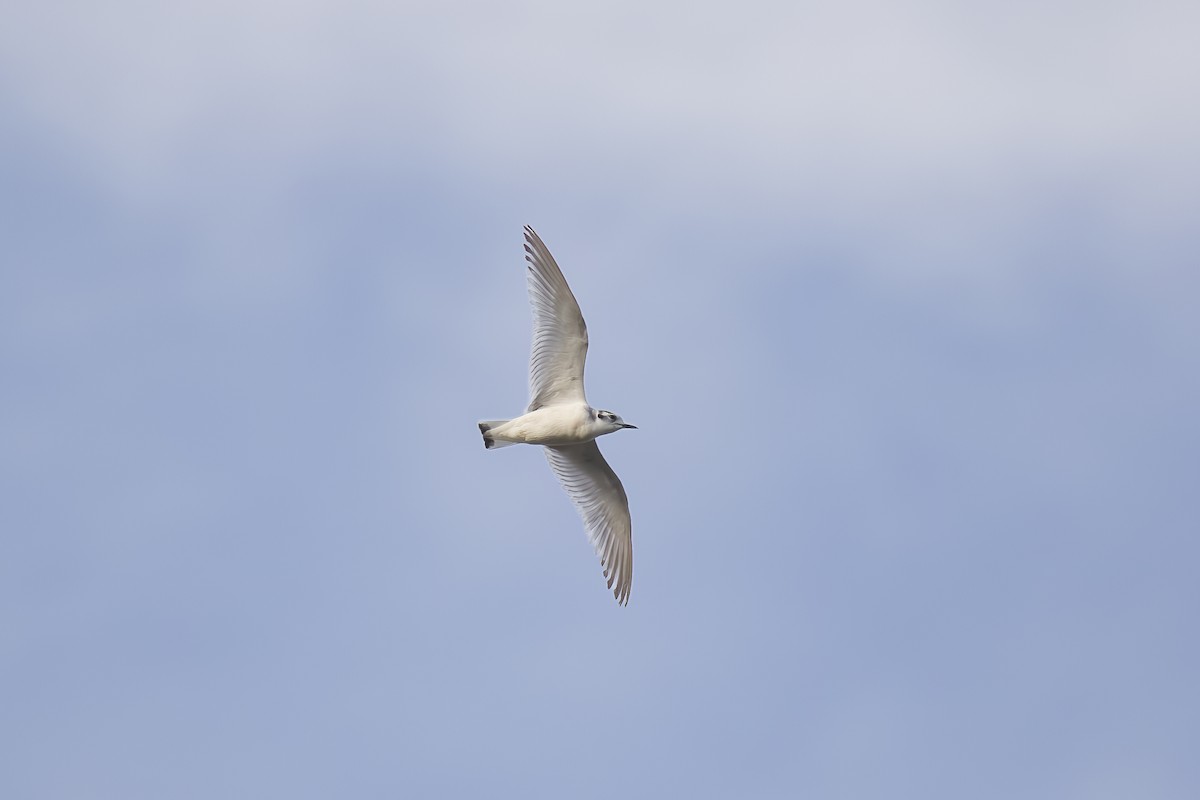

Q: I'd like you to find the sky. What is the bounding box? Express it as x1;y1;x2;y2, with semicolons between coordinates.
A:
2;1;1198;797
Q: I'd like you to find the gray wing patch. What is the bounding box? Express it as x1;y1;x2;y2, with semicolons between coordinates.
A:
525;226;589;411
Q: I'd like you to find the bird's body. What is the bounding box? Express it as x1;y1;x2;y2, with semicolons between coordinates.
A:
477;226;637;605
481;404;610;448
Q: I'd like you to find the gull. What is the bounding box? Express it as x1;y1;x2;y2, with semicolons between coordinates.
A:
478;226;637;605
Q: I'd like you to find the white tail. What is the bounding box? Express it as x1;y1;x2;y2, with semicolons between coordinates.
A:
478;420;515;449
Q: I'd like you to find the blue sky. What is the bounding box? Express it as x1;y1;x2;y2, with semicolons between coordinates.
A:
3;2;1198;797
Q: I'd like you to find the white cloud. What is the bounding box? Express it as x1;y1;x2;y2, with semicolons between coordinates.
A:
5;2;1196;182
3;0;1196;303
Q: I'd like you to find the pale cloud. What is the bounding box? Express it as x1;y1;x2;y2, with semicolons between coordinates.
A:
4;1;1196;209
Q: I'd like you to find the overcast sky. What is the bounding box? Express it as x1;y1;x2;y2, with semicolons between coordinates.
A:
3;2;1198;798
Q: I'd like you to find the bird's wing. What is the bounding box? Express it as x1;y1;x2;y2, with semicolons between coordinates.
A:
525;226;588;411
545;441;633;605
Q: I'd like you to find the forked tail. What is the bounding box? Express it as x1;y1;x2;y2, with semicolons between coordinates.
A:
478;420;515;450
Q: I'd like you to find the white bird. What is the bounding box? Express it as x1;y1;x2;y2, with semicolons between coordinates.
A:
478;226;637;605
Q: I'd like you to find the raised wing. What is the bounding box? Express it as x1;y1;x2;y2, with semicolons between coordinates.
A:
525;226;588;411
545;441;633;605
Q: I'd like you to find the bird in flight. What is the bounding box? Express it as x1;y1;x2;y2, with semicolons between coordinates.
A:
478;226;637;605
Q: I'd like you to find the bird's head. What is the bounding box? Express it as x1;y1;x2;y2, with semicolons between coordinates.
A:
596;409;637;433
